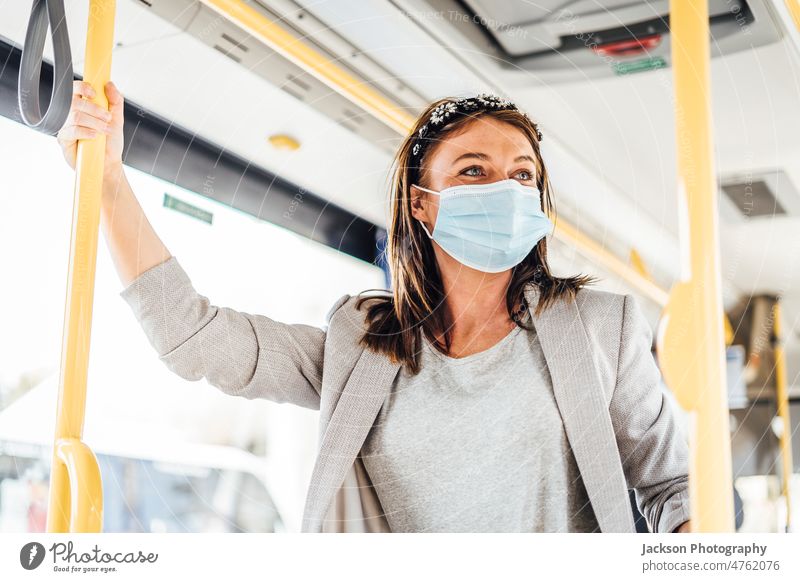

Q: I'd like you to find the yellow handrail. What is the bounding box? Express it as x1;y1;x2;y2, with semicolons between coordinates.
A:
554;220;669;305
46;0;116;533
786;0;800;32
657;0;735;532
48;439;103;532
772;300;794;531
200;0;417;135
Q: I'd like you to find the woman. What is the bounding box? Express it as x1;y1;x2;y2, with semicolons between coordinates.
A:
58;81;691;533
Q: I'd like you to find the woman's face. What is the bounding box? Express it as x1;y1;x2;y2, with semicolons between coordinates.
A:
410;116;538;233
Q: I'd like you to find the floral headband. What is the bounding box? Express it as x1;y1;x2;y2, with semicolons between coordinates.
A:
409;93;543;165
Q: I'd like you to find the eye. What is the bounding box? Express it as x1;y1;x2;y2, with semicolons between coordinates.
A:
514;169;535;181
460;165;484;177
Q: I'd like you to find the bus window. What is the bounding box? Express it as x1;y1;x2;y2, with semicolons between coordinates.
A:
0;113;386;533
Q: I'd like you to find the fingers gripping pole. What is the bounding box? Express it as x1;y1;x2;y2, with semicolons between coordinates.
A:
46;0;116;533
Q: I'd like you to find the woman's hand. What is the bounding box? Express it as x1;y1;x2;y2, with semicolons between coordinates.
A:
56;80;125;174
675;520;692;533
53;79;171;287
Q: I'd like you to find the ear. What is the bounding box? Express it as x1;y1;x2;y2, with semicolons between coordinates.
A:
409;185;427;221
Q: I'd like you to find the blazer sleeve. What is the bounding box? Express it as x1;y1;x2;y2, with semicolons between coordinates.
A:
119;255;350;410
610;293;691;533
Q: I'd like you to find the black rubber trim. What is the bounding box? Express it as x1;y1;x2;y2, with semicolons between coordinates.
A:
0;36;384;266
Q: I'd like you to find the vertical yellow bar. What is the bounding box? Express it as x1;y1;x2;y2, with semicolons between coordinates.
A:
773;301;793;531
46;0;116;533
785;0;800;32
657;0;735;531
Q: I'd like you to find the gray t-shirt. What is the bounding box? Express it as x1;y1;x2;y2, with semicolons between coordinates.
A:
360;323;599;532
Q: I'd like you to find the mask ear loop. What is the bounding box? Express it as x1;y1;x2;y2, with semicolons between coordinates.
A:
411;184;439;239
418;221;434;239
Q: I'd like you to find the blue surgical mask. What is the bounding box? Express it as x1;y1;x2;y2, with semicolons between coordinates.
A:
413;179;553;273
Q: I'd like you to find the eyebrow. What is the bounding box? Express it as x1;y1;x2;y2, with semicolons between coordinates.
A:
451;152;535;164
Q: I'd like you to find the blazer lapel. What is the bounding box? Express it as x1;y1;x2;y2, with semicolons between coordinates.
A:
301;347;400;532
525;284;635;533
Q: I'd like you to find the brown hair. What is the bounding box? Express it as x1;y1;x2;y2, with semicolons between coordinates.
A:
356;97;599;374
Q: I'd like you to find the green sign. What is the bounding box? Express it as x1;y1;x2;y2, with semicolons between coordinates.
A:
163;193;213;225
613;56;667;75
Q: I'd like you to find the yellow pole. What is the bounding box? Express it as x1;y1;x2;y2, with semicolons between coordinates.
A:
46;0;116;533
656;0;735;531
786;0;800;32
772;300;794;531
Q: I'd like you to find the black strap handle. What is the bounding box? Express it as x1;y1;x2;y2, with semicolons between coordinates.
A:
18;0;73;135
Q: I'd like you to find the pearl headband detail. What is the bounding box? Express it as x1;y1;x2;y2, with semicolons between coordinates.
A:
410;93;543;164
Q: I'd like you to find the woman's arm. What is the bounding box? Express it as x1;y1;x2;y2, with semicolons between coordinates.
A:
610;293;692;533
58;80;343;408
58;81;170;286
119;254;349;408
101;162;171;287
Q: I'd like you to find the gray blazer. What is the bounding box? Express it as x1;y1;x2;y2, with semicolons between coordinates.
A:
119;255;690;533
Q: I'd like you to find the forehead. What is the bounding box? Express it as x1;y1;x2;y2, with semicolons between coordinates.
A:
433;117;534;160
